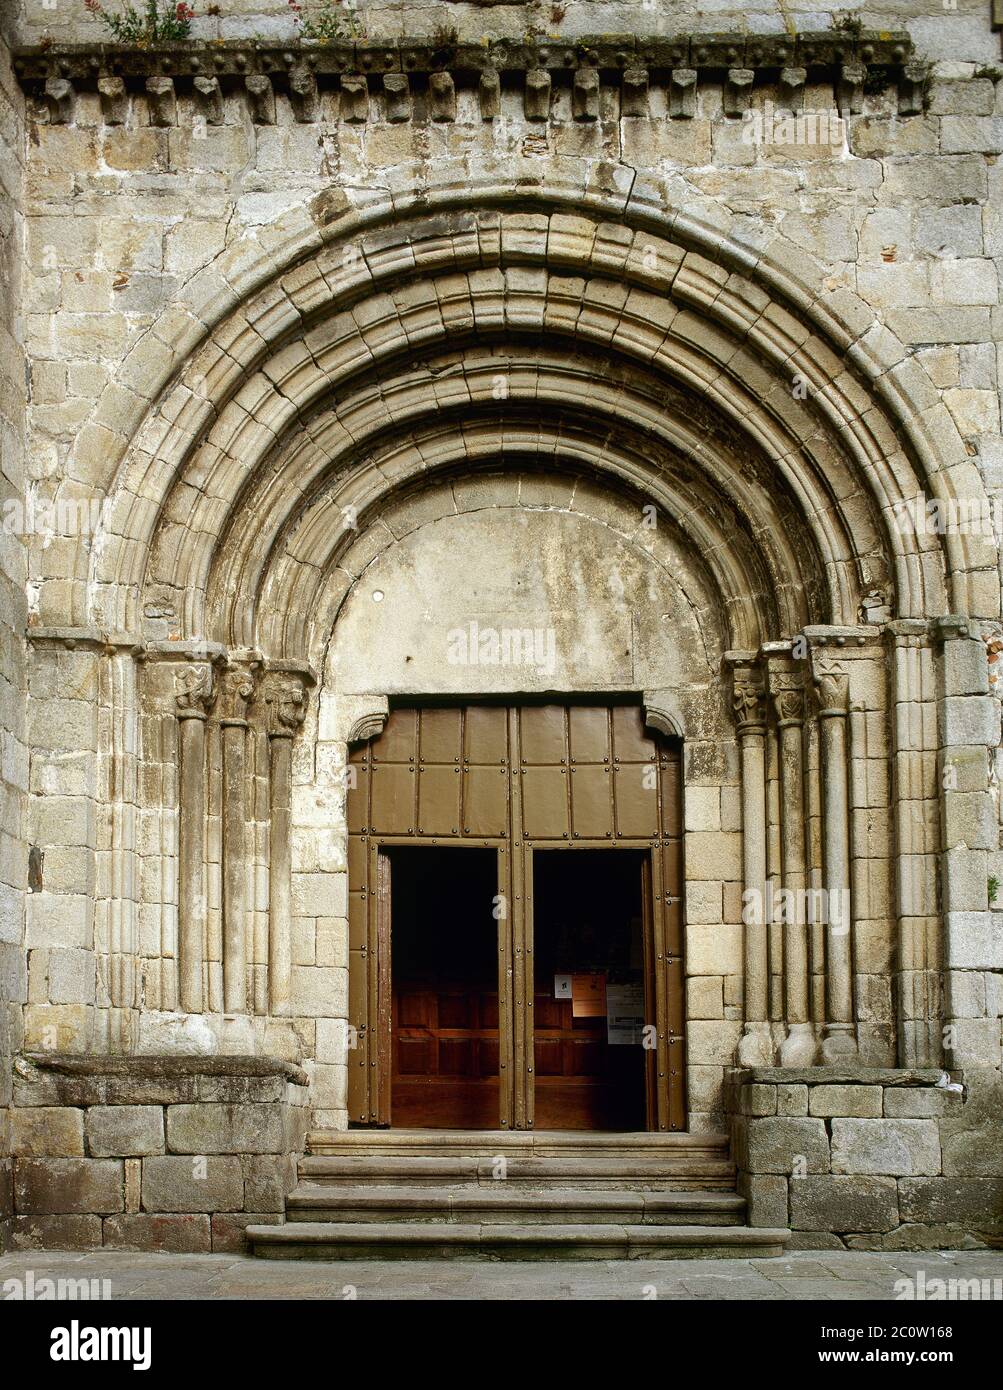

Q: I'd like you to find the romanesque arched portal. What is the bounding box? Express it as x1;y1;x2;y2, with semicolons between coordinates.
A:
5;5;1002;1257
24;183;997;1139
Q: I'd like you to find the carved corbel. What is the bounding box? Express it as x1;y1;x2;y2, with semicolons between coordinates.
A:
347;710;387;744
194;75;224;125
43;77;76;125
724;68;754;118
779;66;806;111
622;66;649;118
145;76;176;127
669;67;697;120
573;66;599;121
477;70;500;120
384;72;411;123
290;66;319;122
837;62;865;118
898;62;929;117
339;74;368;123
642;690;684;740
525;68;551;121
98;75;128;125
245;74;276;125
429;70;456;122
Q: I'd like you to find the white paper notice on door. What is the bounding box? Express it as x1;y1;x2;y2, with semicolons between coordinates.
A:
606;981;644;1045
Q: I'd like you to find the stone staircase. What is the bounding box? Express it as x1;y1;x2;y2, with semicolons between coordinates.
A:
246;1131;791;1260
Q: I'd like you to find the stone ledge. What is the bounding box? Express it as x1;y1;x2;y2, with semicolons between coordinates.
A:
731;1066;948;1087
20;1053;308;1084
13;1053;310;1108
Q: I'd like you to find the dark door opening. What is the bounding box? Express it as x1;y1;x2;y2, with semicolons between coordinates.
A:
532;850;649;1131
389;846;501;1129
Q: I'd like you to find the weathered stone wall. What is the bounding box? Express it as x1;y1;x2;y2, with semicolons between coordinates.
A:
9;1054;308;1251
9;0;1003;67
729;1066;1003;1250
0;15;28;1256
0;3;1001;1250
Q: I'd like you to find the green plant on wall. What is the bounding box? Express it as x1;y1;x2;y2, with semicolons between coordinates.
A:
288;0;367;44
989;875;999;905
84;0;199;42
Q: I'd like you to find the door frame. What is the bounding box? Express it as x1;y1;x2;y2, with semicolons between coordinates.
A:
348;700;686;1132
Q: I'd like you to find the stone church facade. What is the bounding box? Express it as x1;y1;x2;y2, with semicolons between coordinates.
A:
0;0;1002;1258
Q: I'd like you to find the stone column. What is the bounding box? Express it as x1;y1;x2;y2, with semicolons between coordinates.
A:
175;663;216;1014
732;660;773;1066
98;646;141;1053
813;659;857;1061
215;661;261;1016
263;671;309;1017
771;672;816;1067
887;621;941;1066
935;618;1001;1074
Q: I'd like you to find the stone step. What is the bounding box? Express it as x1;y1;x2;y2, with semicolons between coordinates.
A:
247;1220;790;1260
307;1128;730;1158
285;1183;747;1226
297;1155;737;1190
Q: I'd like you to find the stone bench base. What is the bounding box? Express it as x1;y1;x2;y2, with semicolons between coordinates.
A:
727;1066;1003;1251
8;1053;309;1253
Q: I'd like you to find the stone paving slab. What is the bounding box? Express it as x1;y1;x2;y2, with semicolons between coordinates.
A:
1;1249;1002;1300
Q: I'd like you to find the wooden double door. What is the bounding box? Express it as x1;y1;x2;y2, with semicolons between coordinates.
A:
346;702;685;1132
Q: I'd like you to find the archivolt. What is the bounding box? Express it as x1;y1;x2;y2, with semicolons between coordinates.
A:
54;186;997;653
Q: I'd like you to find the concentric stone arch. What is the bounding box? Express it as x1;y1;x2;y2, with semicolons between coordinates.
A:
42;175;998;649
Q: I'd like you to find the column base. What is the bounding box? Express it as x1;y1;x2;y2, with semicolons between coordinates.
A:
819;1026;858;1063
779;1023;817;1067
737;1022;775;1066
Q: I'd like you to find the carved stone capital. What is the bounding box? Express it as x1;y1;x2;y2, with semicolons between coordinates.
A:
812;661;850;717
263;672;310;739
764;651;806;729
731;667;767;735
217;660;261;726
772;687;805;727
174;663;216;720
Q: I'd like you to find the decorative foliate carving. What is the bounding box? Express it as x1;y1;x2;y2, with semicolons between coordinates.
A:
174;663;216;719
813;662;850;716
217;663;260;725
264;674;309;738
772;687;805;726
732;669;767;733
